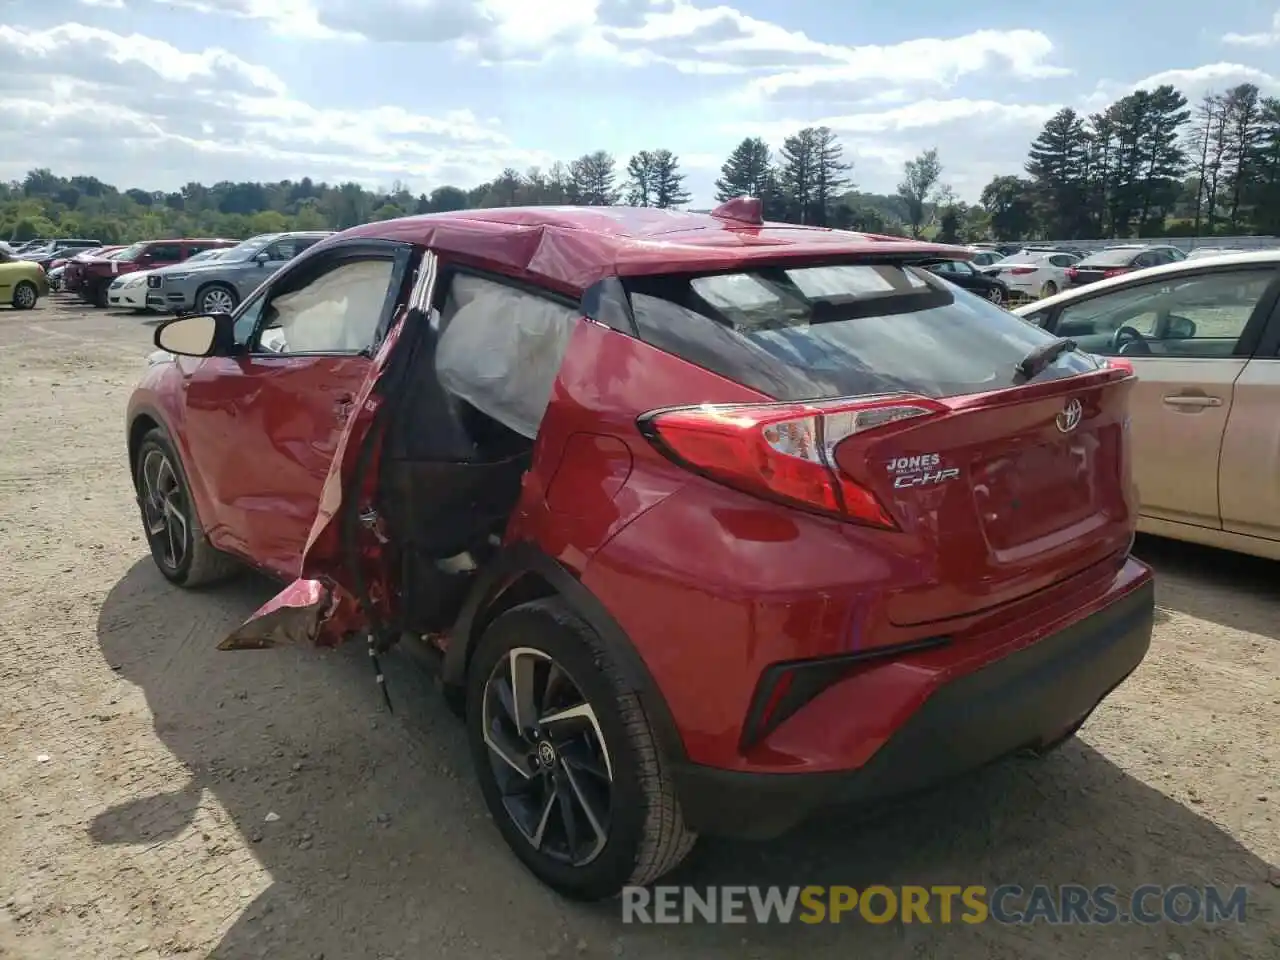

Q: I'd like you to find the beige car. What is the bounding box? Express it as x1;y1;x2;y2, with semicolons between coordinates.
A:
1014;250;1280;561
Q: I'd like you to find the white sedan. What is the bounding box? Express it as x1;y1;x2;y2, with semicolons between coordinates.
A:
983;250;1080;301
107;271;152;310
106;248;230;311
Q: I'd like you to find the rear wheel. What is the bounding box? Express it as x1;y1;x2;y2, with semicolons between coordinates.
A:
1040;280;1058;298
12;281;37;310
91;281;109;308
467;599;696;900
987;285;1005;306
133;428;240;587
197;283;239;316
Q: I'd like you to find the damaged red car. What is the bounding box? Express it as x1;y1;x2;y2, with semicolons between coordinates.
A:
126;200;1155;900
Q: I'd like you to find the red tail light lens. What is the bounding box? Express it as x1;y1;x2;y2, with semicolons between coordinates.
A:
639;396;945;528
1102;267;1131;278
1101;357;1134;375
1009;266;1036;275
1066;267;1078;280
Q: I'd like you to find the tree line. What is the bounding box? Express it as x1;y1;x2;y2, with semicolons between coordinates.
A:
5;80;1279;246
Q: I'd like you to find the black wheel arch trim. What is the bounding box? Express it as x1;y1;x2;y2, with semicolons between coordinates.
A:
443;540;689;766
127;404;210;533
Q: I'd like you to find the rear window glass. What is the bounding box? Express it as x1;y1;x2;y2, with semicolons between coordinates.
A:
996;252;1043;265
1078;249;1141;268
625;263;1099;401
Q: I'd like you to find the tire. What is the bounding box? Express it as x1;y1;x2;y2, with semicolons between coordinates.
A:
986;285;1004;306
133;428;240;587
466;598;696;900
12;280;38;310
196;283;239;316
1041;280;1058;298
91;281;109;308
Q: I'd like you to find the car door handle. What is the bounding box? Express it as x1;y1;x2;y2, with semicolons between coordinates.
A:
1162;394;1221;408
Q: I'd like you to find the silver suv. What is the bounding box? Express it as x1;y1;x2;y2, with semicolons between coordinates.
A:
145;231;333;315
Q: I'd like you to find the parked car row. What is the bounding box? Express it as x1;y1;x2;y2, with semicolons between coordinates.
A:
40;232;335;311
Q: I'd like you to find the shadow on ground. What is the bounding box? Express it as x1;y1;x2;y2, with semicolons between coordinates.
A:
93;560;1279;959
1135;534;1280;641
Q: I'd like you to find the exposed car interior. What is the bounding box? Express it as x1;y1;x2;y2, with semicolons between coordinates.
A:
378;270;576;633
1053;270;1272;358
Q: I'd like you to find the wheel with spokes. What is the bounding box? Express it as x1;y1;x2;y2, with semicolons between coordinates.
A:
133;428;239;587
196;283;239;316
12;281;38;310
987;285;1005;306
467;598;696;900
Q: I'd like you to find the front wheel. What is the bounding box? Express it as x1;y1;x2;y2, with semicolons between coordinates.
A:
197;283;239;316
12;280;38;310
467;599;696;900
133;428;240;587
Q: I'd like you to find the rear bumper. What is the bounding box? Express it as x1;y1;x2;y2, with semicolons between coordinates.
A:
672;570;1154;840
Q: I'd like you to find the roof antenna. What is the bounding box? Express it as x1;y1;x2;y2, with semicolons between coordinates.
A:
710;196;764;226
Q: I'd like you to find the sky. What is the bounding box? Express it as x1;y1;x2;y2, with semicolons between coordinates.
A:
2;1;1280;207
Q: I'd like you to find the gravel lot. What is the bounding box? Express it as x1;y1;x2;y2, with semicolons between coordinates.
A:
1;295;1278;960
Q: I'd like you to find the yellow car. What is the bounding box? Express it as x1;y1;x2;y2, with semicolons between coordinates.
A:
0;245;49;309
1015;250;1280;561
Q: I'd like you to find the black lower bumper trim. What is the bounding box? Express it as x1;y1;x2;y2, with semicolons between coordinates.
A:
672;579;1155;840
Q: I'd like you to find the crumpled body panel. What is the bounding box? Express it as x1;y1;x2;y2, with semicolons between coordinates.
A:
332;207;966;297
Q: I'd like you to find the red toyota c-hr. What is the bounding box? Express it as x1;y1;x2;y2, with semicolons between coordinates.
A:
127;199;1154;900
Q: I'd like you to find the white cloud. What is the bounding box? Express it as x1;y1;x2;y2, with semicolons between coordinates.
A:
78;0;126;8
143;0;1069;92
1085;63;1280;111
1222;11;1280;47
0;23;549;192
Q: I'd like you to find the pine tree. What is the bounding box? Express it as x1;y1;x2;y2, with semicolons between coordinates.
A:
625;151;656;206
779;129;819;223
715;137;773;201
1025;108;1088;237
809;126;851;227
650;150;691;208
568;151;620;206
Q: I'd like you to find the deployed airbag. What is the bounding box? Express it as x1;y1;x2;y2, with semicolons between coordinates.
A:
434;274;577;439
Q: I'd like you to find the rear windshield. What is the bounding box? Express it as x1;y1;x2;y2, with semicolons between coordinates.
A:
624;263;1098;401
1077;249;1141;268
995;252;1044;265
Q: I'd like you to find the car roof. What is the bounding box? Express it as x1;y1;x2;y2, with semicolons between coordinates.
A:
1012;249;1280;316
332;204;968;295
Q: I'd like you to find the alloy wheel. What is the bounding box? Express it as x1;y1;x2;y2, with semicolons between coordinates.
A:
987;286;1004;305
481;647;614;867
14;284;36;309
201;287;236;314
139;448;190;572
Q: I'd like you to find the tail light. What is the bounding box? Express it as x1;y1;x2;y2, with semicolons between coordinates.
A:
1066;267;1078;280
638;396;946;529
1009;266;1036;275
1101;357;1135;375
1102;267;1131;279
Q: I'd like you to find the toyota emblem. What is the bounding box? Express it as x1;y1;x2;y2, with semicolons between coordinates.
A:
1056;398;1083;433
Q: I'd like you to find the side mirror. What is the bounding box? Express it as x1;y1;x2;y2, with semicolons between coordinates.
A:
254;251;270;266
154;313;234;357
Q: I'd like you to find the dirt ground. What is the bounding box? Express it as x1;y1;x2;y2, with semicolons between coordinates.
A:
0;295;1277;960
